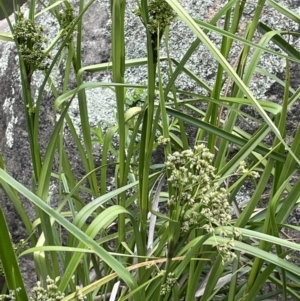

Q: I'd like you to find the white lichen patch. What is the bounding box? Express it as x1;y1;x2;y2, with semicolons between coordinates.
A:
0;43;14;74
3;96;18;148
0;36;23;147
68;76;117;136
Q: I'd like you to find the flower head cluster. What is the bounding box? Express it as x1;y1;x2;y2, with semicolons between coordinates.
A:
166;144;232;234
160;272;177;295
74;286;86;301
236;161;259;179
217;239;237;265
14;239;26;252
147;0;176;34
0;289;21;301
157;135;170;146
0;277;86;301
13;12;49;72
0;291;14;301
29;276;64;301
134;0;176;35
166;145;215;190
59;2;75;43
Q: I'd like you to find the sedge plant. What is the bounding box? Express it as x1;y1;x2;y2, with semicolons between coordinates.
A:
0;0;300;300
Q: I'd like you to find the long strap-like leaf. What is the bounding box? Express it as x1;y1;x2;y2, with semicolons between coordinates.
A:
0;207;29;301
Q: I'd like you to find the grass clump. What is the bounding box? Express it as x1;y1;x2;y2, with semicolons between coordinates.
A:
0;0;300;300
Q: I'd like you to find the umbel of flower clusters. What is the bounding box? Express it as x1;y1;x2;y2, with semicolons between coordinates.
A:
59;1;76;44
134;0;176;62
13;12;49;78
146;0;176;35
0;277;86;301
29;277;65;301
160;272;177;296
166;144;232;234
165;144;240;264
134;0;176;34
